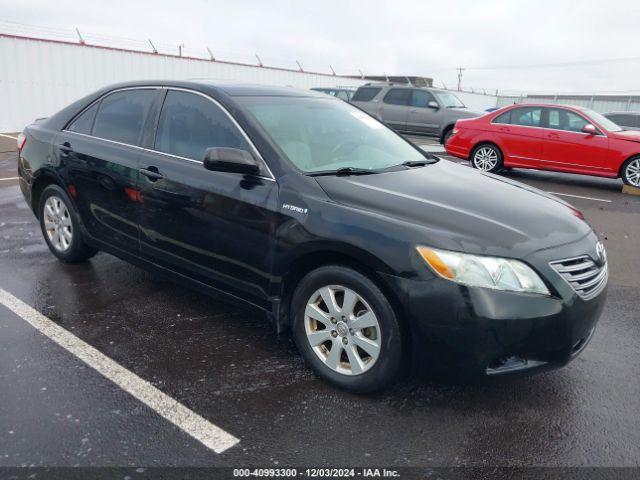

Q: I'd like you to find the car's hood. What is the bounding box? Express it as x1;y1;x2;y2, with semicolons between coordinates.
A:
314;160;592;258
609;130;640;143
448;107;483;118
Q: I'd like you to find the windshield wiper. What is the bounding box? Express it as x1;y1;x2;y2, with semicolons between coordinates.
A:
308;167;379;177
401;159;438;168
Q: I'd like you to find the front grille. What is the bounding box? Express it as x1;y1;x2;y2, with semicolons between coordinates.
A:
550;256;608;300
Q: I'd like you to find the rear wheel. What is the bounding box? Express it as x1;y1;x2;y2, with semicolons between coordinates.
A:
39;184;98;263
442;128;453;146
621;156;640;187
470;144;503;173
292;265;404;393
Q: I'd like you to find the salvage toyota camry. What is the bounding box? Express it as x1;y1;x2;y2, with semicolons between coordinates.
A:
17;81;608;392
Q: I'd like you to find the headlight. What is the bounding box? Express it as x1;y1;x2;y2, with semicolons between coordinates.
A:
417;246;550;295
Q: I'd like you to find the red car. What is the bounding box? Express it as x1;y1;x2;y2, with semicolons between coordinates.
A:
445;104;640;187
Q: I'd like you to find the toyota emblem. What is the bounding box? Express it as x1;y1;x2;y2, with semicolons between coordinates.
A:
596;241;607;265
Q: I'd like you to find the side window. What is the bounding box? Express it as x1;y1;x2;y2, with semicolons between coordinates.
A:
351;87;381;102
510;107;542;127
336;91;350;101
547;109;589;132
410;90;436;108
155;90;249;161
68;103;99;134
93;89;157;145
492;110;511;124
383;89;412;106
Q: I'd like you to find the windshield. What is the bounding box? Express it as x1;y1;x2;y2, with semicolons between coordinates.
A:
580;108;623;132
238;96;426;173
434;91;465;108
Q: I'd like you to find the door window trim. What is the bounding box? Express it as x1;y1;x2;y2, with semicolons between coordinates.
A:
62;86;276;181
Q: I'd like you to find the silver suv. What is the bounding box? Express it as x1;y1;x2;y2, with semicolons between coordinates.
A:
351;83;482;144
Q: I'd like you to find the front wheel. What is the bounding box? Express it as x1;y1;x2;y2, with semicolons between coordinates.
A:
621;156;640;187
470;144;503;173
291;266;404;393
39;184;98;263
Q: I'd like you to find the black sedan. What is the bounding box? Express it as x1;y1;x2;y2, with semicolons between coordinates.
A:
17;81;607;392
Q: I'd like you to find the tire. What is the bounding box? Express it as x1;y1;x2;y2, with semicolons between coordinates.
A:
291;265;404;393
621;156;640;187
470;144;503;173
442;128;453;146
39;184;98;263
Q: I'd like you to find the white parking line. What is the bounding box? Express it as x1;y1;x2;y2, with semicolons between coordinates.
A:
0;133;18;140
0;288;240;454
0;177;19;181
546;191;612;203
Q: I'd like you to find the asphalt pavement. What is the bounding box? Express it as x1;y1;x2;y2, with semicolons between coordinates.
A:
1;133;639;472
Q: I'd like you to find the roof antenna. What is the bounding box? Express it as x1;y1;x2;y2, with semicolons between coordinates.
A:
296;60;304;72
329;65;336;75
207;47;215;61
148;39;157;54
75;28;85;45
255;54;263;67
178;44;185;57
358;69;364;79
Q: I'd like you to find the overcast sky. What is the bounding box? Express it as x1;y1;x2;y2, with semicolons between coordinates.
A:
4;0;640;94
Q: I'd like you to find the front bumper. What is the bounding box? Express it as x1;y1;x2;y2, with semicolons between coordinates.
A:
380;235;608;380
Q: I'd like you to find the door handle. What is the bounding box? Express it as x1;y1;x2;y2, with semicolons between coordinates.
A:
547;132;560;139
499;126;510;132
139;167;164;181
410;109;418;113
58;143;73;155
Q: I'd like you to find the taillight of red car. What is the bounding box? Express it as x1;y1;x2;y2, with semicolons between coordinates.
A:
16;132;26;152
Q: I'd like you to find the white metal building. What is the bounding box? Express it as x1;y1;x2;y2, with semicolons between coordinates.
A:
0;34;368;132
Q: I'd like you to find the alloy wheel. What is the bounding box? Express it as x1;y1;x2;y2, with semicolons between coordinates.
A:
304;285;381;376
625;159;640;187
43;196;73;252
473;146;499;171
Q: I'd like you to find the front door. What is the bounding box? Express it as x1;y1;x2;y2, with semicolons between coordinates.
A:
137;89;278;307
406;89;441;135
58;88;159;255
541;108;609;174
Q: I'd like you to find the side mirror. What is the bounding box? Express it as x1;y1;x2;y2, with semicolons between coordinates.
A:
427;100;440;110
203;147;260;175
582;124;598;135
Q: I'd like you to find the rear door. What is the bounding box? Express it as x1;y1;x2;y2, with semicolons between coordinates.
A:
405;89;441;135
378;88;411;131
57;87;159;255
492;106;544;167
540;107;609;173
136;89;278;307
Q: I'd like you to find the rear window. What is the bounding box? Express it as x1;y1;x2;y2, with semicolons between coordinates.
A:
92;89;157;145
606;113;635;128
383;89;412;106
68;103;99;134
351;87;381;102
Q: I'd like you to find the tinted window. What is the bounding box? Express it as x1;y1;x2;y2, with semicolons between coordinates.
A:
336;91;350;101
93;90;157;145
68;103;99;134
547;108;589;132
606;113;634;127
510;107;542;127
492;110;511;124
155;90;248;161
410;90;436;108
383;89;412;106
352;87;381;102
